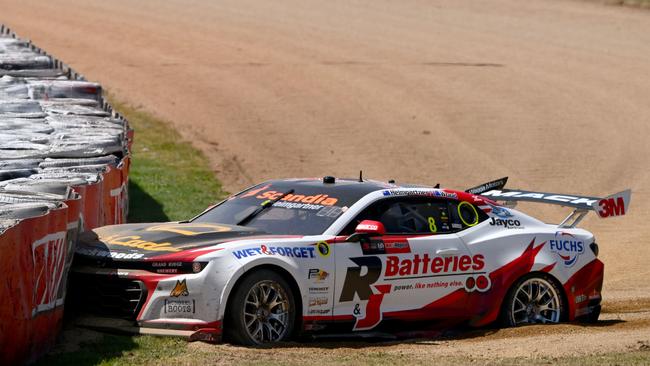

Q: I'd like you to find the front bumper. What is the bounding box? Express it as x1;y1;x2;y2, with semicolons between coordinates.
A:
68;265;225;342
68;272;148;319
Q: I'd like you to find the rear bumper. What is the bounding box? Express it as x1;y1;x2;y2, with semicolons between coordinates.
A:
563;259;604;321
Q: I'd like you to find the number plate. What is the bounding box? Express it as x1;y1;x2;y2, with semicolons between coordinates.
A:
164;299;195;314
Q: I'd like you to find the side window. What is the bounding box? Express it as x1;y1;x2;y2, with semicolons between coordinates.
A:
339;197;489;235
339;197;453;235
379;199;452;234
448;200;489;230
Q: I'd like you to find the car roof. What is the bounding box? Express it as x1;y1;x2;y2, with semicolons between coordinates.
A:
257;177;479;204
261;177;398;195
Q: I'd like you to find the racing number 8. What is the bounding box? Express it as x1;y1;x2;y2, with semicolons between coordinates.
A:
428;217;437;233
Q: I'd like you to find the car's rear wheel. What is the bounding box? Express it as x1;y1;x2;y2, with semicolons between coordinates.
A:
502;275;564;326
226;269;295;345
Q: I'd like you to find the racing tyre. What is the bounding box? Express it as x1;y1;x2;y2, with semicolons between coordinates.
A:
226;269;296;345
502;274;564;327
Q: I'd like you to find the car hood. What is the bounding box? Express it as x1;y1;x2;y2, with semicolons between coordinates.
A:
76;222;266;261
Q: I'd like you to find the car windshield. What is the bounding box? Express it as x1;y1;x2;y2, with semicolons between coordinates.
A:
191;182;356;235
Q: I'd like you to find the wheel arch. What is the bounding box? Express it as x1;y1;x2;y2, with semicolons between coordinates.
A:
497;270;570;324
221;263;304;337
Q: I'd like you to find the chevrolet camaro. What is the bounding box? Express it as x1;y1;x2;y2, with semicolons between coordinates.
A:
69;176;630;345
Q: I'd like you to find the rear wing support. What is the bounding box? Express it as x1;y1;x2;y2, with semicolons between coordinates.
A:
558;209;588;228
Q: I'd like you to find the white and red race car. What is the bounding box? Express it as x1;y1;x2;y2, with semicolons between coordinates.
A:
70;177;631;344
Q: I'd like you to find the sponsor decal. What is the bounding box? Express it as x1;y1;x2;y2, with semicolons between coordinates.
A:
192;262;203;273
489;217;522;229
464;274;491;292
350;284;391;331
145;223;232;236
164;299;195;314
110;182;128;224
149;262;205;274
596;197;626;218
241;184;272;198
309;286;329;294
153;261;183;268
76;246;145;260
247;188;339;206
339;253;486;330
361;239;386;255
316;206;345;217
433;190;458;199
103;234;180;253
382;189;458;199
466;178;507;195
489;204;512;219
357;223;380;232
170;279;189;297
394;280;463;291
575;294;587;304
384;254;485;277
340;257;383;304
385;241;411;254
314;241;331;257
31;232;68;316
308;268;330;281
308;297;329;307
549;231;584;267
232;245;316;259
272;201;329;211
391;274;492;293
308;309;331;315
156;268;180;274
481;190;598;206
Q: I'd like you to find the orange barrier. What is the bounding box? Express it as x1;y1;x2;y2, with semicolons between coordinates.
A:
73;179;102;231
0;24;133;364
0;157;131;364
102;157;130;227
0;204;70;364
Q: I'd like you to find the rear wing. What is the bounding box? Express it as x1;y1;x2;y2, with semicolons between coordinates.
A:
466;178;631;228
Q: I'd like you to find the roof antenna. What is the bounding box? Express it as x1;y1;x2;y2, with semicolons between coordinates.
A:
434;183;440;188
359;170;363;182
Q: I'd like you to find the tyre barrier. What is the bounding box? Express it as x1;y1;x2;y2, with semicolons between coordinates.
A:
0;24;133;364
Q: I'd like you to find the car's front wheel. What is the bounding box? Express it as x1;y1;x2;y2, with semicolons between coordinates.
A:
226;269;295;345
502;274;564;326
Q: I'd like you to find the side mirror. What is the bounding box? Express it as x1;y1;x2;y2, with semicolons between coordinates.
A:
355;220;385;235
346;220;385;242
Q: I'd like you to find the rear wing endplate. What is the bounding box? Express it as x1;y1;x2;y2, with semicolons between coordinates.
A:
465;177;508;195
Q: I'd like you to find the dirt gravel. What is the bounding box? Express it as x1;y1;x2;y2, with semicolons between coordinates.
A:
187;311;650;361
2;0;650;361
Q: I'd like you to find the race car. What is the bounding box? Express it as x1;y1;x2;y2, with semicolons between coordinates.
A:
69;176;631;345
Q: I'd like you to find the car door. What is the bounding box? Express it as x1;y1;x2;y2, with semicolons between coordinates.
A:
333;196;477;331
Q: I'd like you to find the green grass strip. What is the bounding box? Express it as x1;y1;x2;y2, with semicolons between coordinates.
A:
109;98;227;222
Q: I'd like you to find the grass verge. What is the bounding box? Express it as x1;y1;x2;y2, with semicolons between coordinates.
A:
113;97;227;222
